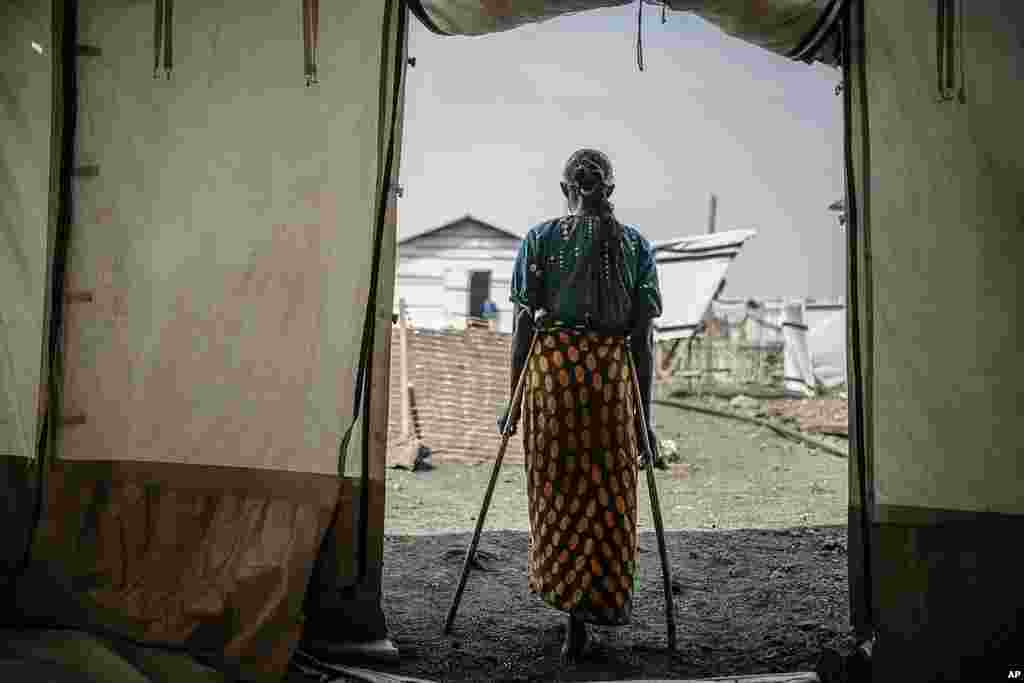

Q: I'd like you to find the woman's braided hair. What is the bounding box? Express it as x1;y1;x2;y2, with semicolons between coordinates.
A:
559;149;633;332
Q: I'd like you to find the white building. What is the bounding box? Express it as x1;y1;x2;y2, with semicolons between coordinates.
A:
394;215;522;333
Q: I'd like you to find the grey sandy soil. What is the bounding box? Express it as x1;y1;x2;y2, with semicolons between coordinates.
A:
378;527;850;682
375;400;852;681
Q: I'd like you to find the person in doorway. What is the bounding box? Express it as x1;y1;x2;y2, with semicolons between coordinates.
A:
481;298;499;329
497;149;662;661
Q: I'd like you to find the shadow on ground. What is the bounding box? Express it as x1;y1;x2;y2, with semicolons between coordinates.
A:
379;526;850;682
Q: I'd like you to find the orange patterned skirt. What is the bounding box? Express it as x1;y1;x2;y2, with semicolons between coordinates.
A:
522;328;639;626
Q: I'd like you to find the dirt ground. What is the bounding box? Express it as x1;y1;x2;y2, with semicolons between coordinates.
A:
379;527;849;682
376;398;853;682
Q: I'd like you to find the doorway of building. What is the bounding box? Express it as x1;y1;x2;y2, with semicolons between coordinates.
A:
467;269;492;320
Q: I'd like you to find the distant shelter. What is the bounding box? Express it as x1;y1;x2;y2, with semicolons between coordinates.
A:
394;214;521;333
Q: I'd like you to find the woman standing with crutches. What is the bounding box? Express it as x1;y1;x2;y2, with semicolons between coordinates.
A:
499;149;665;661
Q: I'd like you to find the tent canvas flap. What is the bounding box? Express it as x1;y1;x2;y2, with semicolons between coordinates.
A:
1;3;53;462
410;0;842;62
3;0;408;679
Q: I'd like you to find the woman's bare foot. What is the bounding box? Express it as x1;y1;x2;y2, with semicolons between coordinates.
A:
560;614;589;663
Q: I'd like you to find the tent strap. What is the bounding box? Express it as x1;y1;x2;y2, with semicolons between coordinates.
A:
841;0;876;639
349;0;407;581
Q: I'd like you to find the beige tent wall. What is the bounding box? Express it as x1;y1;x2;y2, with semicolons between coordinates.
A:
62;0;385;475
0;3;53;463
849;1;1024;678
7;0;408;680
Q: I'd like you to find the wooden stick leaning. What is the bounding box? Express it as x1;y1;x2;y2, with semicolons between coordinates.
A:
626;345;678;651
443;330;539;634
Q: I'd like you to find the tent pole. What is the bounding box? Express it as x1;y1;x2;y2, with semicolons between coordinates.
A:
841;0;876;641
707;193;717;234
398;299;410;440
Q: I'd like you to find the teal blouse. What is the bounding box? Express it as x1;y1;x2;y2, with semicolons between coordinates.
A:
510;216;662;329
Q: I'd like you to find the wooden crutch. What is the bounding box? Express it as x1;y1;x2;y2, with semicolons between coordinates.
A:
626;341;678;651
443;330;539;634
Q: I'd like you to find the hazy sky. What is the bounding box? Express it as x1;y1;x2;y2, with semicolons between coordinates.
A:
397;7;846;299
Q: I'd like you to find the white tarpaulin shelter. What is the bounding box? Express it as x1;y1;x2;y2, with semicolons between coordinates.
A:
806;301;846;388
705;298;847;391
782;302;817;396
652;229;757;341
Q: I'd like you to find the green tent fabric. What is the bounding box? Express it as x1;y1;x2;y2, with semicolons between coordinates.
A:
0;629;225;683
842;2;1024;677
1;0;51;467
407;0;844;63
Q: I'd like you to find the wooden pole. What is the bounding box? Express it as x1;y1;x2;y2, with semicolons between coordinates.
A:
707;193;718;234
704;330;713;393
398;298;410;440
